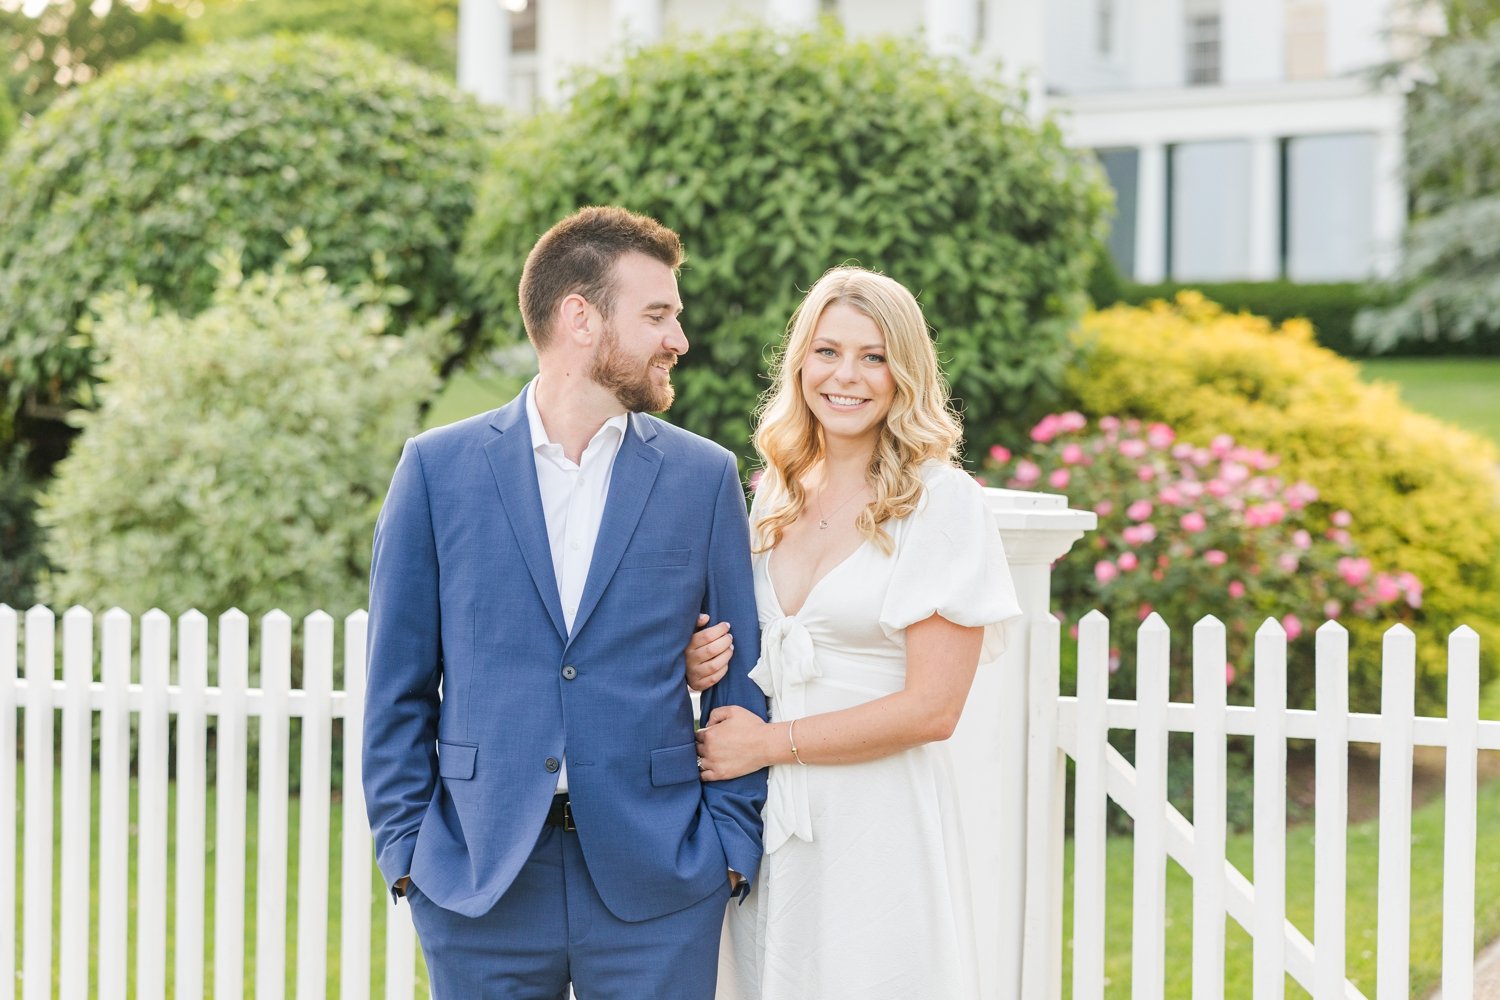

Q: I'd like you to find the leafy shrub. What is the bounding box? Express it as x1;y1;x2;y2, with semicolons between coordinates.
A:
0;33;500;421
39;255;443;623
460;25;1110;460
1060;294;1500;710
189;0;458;74
1106;280;1383;357
985;416;1420;710
0;84;16;150
0;446;47;609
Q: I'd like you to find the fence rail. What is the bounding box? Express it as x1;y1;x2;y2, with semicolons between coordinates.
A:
1;603;417;1000
1024;611;1484;1000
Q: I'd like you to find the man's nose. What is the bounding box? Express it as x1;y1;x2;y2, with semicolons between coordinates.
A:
666;318;688;356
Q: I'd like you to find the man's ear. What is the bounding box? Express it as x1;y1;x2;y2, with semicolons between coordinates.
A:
558;293;596;348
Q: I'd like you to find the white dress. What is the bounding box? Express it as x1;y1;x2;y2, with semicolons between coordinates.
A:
718;462;1023;1000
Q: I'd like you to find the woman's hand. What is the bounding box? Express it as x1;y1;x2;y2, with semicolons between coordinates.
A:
695;705;773;781
685;613;733;692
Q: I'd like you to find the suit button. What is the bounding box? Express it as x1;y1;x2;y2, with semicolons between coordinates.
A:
545;757;560;773
561;664;577;680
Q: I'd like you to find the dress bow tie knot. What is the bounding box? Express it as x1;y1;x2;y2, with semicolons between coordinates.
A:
747;616;819;853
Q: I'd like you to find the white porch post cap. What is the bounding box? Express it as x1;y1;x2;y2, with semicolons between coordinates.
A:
983;486;1097;566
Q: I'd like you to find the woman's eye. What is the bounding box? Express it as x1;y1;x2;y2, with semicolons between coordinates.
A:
865;354;886;364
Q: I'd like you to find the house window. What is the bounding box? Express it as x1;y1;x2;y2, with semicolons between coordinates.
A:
1186;12;1222;85
1285;133;1378;280
1095;148;1138;278
1097;0;1115;57
1169;140;1251;280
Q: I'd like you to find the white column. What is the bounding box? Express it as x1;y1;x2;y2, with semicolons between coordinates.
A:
1129;0;1186;89
950;490;1095;1000
458;0;512;107
1135;142;1168;283
981;0;1047;117
1222;0;1285;83
925;0;978;57
765;0;819;32
1247;134;1281;280
612;0;663;47
534;0;568;106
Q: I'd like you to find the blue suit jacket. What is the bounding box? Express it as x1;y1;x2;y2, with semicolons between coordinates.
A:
362;389;767;921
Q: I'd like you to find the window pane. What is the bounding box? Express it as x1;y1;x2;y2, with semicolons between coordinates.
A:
1095;148;1138;278
1170;140;1251;281
1286;133;1378;281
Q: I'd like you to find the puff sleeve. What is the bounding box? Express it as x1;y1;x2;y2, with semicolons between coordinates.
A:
878;464;1023;663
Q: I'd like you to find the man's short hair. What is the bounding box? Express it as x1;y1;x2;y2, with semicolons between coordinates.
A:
518;206;684;349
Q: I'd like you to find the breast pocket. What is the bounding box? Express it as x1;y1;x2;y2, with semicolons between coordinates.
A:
619;548;691;570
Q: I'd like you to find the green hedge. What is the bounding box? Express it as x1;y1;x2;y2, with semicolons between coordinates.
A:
460;25;1111;461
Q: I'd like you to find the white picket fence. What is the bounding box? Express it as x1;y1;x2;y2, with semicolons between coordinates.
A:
1019;610;1491;999
0;603;420;1000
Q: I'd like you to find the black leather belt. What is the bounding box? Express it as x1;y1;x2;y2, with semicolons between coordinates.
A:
544;793;576;832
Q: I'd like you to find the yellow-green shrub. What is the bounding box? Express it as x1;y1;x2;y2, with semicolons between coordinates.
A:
1066;293;1500;710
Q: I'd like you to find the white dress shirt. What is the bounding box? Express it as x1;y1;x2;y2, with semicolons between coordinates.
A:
525;381;628;793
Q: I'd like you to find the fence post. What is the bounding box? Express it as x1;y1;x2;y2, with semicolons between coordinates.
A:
949;488;1095;1000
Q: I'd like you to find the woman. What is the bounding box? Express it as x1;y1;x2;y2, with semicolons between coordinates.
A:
689;266;1022;1000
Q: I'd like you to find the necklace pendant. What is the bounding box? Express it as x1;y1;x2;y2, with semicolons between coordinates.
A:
818;518;829;529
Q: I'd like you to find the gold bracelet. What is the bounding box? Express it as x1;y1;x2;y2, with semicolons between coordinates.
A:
788;719;807;766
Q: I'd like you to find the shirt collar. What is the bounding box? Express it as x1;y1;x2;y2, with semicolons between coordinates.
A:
524;378;630;456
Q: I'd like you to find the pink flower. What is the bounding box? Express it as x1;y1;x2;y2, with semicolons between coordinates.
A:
1180;511;1207;533
1373;573;1402;604
1094;560;1119;584
1244;502;1287;528
1108;649;1121;673
1137;464;1156;481
1203;549;1228;566
1013;459;1041;487
988;444;1012;465
1277;552;1299;573
1337;556;1371;588
1119;439;1148;459
1094;500;1114;517
1225;662;1237;686
1057;411;1088;433
1221;462;1251;486
1030;415;1062;443
1399;572;1423;609
1122;523;1158;546
1061;443;1086;466
1331;509;1353;528
1157;485;1184;506
1293;529;1312;550
1126;499;1153;521
1049;468;1071;489
1281;614;1304;640
1146;422;1175;449
1138;603;1154;620
1205;479;1231;499
1210;434;1236;458
1171;443;1195;460
972;474;987;486
1099;415;1121;433
1117;551;1139;571
1228;580;1246;599
1179;481;1205;500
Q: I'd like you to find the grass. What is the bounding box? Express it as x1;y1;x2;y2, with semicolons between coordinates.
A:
1358;357;1500;446
1059;771;1500;997
425;367;526;431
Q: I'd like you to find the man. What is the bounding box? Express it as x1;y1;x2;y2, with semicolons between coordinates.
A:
363;206;767;999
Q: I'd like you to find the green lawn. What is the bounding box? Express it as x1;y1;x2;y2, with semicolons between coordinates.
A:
1059;772;1500;997
1358;357;1500;446
425;368;526;430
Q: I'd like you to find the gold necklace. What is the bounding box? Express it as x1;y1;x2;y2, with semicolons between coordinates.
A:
815;481;867;530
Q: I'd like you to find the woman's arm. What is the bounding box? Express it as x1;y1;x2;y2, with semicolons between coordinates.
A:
694;611;983;781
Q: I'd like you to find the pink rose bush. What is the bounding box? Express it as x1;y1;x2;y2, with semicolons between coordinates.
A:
984;415;1420;705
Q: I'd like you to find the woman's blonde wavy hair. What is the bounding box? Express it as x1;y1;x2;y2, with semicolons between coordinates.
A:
753;266;963;555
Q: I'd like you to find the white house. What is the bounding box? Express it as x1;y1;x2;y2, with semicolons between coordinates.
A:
457;0;1419;284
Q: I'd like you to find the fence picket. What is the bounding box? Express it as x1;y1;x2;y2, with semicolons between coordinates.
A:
1314;621;1350;998
386;899;417;1000
1072;611;1110;1000
257;610;294;999
296;612;335;998
1252;618;1288;1000
176;610;210;1000
1441;626;1481;998
58;608;93;1000
1022;613;1064;1000
1132;613;1170;1000
138;610;171;1000
21;606;54;1000
1191;616;1227;999
1375;625;1415;1000
214;610;251;1000
0;606;16;1000
342;611;373;1000
98;609;132;994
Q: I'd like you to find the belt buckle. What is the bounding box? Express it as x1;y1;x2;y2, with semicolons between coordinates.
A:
563;798;576;832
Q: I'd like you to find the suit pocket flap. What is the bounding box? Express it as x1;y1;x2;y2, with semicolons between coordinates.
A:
650;742;700;787
438;741;477;780
620;548;691;570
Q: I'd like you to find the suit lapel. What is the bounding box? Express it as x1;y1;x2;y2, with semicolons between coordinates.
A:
567;412;662;646
484;390;568;641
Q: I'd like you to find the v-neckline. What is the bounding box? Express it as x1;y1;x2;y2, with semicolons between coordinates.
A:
766;539;867;618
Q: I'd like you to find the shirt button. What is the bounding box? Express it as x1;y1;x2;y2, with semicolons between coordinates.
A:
570;541;580;550
545;757;560;773
561;665;577;680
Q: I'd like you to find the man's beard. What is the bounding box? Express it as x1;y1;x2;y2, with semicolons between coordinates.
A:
589;324;676;412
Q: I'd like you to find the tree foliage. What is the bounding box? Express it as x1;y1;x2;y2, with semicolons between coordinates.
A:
0;81;16;149
40;258;443;621
0;33;500;422
1357;17;1500;350
460;26;1110;461
187;0;459;74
